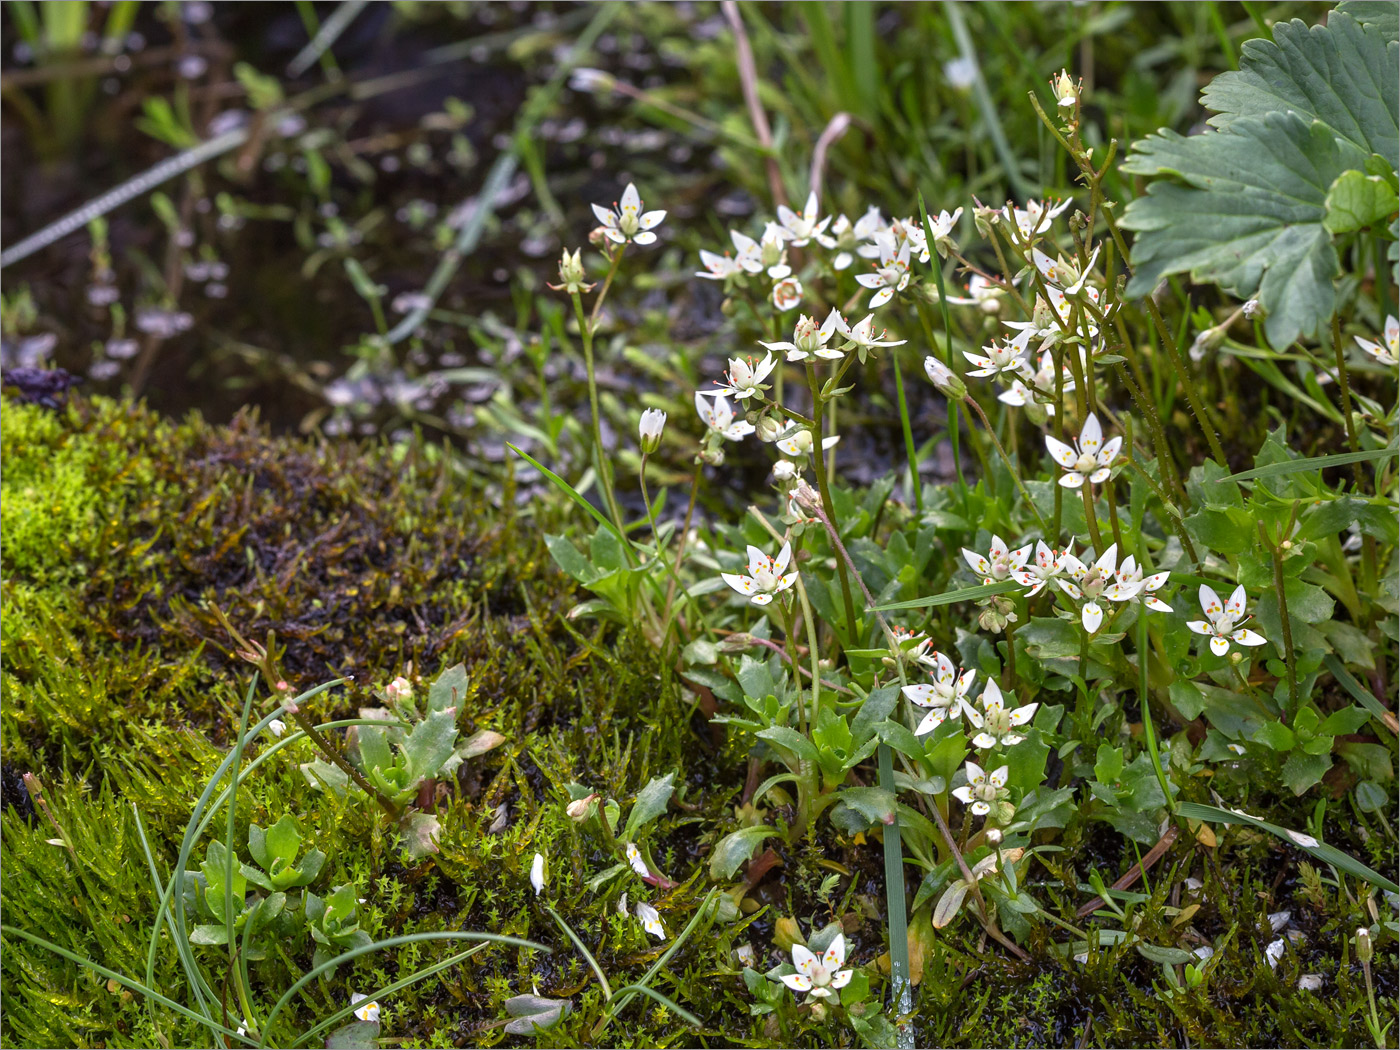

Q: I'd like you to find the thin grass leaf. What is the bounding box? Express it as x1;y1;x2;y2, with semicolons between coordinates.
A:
1175;802;1399;893
291;943;488;1048
1221;444;1397;481
609;984;701;1027
872;580;1020;611
0;126;252;268
0;926;257;1046
510;444;625;542
1322;654;1399;734
287;0;370;77
545;905;613;1000
594;889;716;1037
258;932;548;1042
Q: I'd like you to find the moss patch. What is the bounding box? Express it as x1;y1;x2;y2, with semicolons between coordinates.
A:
1;396;1393;1048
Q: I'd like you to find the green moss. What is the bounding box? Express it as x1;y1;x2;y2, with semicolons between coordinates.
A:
1;396;1393;1048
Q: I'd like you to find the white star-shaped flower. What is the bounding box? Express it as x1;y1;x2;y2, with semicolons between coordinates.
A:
855;233;911;308
964;679;1038;750
721;543;799;606
714;353;777;401
591;183;665;246
837;312;906;353
775;191;832;247
961;534;1032;585
1186;584;1267;656
951;760;1009;816
902;651;975;735
1011;540;1068;597
1001;197;1072;241
964;327;1033;379
1045;412;1121;488
1355;314;1399;367
761;311;843;362
779;932;854;1000
1112;555;1172;612
695;391;755;441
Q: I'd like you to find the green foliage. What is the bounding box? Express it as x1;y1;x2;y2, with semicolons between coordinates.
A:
1122;9;1399;346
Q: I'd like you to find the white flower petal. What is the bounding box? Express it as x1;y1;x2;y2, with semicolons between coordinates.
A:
780;972;812;991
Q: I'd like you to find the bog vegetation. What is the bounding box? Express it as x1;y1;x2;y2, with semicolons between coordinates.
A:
1;2;1396;1048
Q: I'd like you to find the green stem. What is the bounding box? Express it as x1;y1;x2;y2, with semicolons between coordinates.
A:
1261;519;1299;718
661;463;702;624
1081;483;1104;553
964;396;1046;530
892;345;924;512
1138;607;1175;815
807;362;859;638
571;288;634;564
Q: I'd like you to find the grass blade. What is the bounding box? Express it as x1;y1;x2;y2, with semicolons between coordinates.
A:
0;926;257;1046
872;580;1020;611
609;984;701;1027
1322;654;1399;735
510;443;626;541
545;905;614;1000
1175;802;1399;893
258;931;549;1043
1222;444;1397;482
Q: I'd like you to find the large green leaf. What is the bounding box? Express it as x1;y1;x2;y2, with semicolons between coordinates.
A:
1338;1;1400;39
1122;112;1368;346
1202;13;1398;160
1121;10;1398;347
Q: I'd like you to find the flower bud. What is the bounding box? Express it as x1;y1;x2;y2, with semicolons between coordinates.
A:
1032;297;1057;332
638;408;667;453
566;794;598;821
755;415;784;443
1243;298;1263;319
569;67;614;93
700;446;726;466
923;355;967;400
773;460;798;481
1356;927;1373;964
986;827;1003;844
385;676;413;701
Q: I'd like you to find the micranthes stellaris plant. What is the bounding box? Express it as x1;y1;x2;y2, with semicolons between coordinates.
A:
537;59;1398;1041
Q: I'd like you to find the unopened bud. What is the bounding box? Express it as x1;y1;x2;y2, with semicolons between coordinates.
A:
1356;927;1373;964
638;408;667;453
772;460;798;481
923;355;968;400
973;203;999;239
986;827;1003;844
1243;298;1263;319
755;415;784;443
1022;399;1050;427
566;794;598;821
1032;297;1057;332
385;676;413;701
